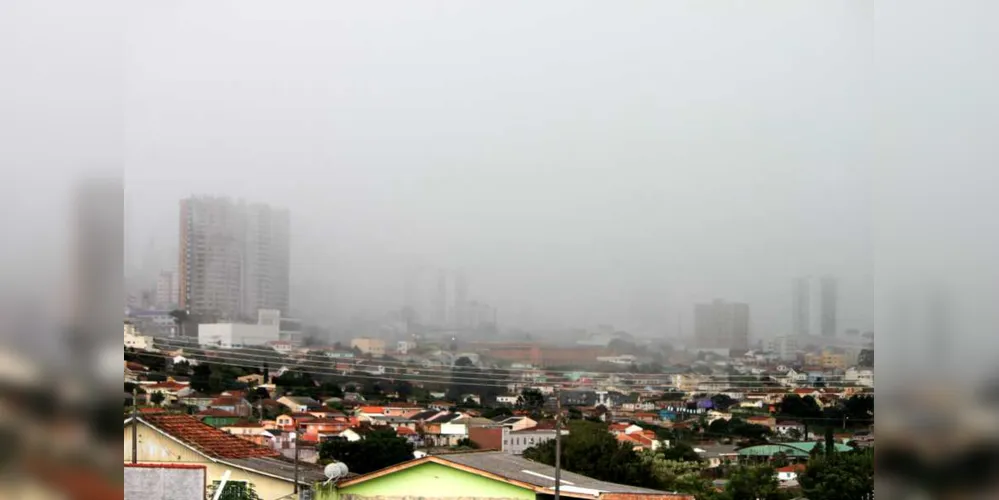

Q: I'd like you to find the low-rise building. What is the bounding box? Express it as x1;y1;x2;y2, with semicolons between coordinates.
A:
350;337;386;357
325;451;691;500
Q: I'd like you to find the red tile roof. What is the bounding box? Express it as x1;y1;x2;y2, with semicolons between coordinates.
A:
777;464;807;473
396;426;416;435
141;414;279;459
148;381;188;391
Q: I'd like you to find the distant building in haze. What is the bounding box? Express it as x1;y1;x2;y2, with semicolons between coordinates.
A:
155;270;179;309
694;299;749;350
178;196;290;322
792;275;838;337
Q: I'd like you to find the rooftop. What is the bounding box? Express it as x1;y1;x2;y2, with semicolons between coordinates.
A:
133;414;280;459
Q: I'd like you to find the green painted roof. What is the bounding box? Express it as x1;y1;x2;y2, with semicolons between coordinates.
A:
737;442;853;457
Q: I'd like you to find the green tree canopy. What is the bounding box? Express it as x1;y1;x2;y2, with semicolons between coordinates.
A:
522;420;658;489
318;428;415;475
798;451;874;500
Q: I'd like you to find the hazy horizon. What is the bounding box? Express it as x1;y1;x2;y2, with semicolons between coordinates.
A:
123;1;876;338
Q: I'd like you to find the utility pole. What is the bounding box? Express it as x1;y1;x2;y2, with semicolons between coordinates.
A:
131;387;138;464
554;387;562;500
293;432;300;496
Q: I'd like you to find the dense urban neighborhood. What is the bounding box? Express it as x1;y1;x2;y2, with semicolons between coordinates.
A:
125;324;874;499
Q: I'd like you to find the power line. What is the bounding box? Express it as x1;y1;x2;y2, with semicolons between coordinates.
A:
145;338;869;381
130;349;874;394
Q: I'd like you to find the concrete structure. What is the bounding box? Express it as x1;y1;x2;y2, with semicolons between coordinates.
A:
351;337;386;357
766;335;799;361
694;299;749;350
124;323;154;350
178;196;290;321
198;323;280;348
155;270;179;309
792;275;838;338
124;463;205;500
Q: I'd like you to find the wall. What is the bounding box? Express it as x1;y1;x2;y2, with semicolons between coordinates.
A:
468;426;503;451
123;422;299;500
324;462;535;500
198;323;280;347
124;464;205;500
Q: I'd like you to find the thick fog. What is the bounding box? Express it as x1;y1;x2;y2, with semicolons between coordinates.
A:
124;1;875;338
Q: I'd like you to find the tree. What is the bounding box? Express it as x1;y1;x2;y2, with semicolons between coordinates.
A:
190;364;213;393
639;451;706;492
454;356;474;368
483;406;513;419
720;465;787;500
207;480;260;500
798;451;874;500
661;442;702;463
517;389;545;411
778;394;823;420
523;421;658;488
149;391;166;406
710;394;736;411
169;309;189;337
318;428;415;474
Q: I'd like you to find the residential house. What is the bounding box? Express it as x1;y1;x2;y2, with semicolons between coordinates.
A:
496;394;519;405
776;464;807;483
209;395;253;418
301;419;351;442
616;430;660;452
745;415;777;430
692;444;740;468
143;380;192;405
321;451;692;500
493;416;538;431
775;421;805;437
503;427;566;455
274;413;316;432
276;396;321;413
222;422;276;447
196;408;242;428
608;423;644;436
237;373;266;386
124;414;325;499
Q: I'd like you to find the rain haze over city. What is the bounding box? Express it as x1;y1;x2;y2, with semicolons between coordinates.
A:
0;0;998;498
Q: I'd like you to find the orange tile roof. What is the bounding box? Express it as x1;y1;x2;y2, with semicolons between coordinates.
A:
148;381;188;391
141;414;279;459
396;426;416;435
359;406;385;414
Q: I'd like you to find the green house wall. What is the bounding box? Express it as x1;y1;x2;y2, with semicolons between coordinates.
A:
316;462;536;500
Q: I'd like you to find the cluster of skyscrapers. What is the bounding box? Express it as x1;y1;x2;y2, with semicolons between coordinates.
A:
178;196;291;322
694;275;841;350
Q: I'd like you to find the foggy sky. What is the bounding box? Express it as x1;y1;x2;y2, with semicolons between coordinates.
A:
121;1;877;337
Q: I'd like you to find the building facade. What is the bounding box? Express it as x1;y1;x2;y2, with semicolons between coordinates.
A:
178;196;290;322
694;299;749;350
792;275;838;337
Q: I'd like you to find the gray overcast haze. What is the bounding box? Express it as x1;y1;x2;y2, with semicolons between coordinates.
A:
123;1;876;338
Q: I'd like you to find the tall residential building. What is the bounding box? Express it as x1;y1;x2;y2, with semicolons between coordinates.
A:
454;269;469;328
694;299;749;350
792;275;838;337
155;270;179;309
434;269;448;326
178;196;290;322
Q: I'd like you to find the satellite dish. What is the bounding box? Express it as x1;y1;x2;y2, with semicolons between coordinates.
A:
324;462;349;482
